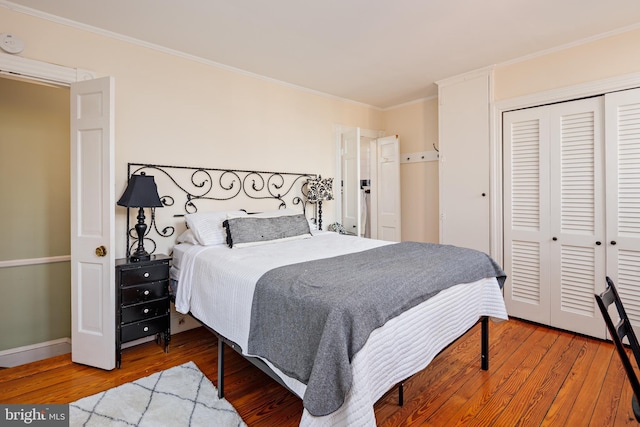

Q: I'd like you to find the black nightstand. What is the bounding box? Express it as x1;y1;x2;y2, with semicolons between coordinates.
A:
115;254;171;368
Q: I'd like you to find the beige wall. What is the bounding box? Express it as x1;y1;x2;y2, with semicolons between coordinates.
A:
383;98;439;243
1;12;636;249
495;27;640;101
0;7;384;259
0;77;70;351
381;27;640;246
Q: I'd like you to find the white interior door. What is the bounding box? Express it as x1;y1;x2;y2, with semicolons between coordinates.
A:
605;88;640;332
341;129;361;235
70;76;115;370
438;73;491;252
367;139;378;238
376;135;401;242
504;97;606;339
548;97;605;338
503;107;551;325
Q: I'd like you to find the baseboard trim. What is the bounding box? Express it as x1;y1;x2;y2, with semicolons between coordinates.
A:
0;338;71;368
0;309;200;368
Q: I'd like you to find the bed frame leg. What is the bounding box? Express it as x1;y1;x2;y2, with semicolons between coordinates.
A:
398;382;404;406
218;336;225;398
481;316;489;371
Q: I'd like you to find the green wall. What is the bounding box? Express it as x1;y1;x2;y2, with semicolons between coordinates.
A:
0;77;70;351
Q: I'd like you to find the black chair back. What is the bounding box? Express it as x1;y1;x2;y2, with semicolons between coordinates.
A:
595;276;640;422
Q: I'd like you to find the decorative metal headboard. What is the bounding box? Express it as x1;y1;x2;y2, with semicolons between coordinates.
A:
123;163;317;257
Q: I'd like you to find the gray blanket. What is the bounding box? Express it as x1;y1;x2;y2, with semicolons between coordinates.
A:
247;242;506;416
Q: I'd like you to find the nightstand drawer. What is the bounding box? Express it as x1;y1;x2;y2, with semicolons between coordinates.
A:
121;299;169;324
121;316;168;343
120;263;169;286
116;254;172;368
121;281;168;305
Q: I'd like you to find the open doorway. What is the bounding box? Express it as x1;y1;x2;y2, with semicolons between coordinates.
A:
336;126;401;241
0;55;116;370
0;76;71;366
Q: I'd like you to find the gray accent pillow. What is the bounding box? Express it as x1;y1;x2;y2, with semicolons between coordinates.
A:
224;214;312;248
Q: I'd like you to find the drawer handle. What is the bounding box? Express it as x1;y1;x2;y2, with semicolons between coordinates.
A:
144;272;150;278
143;326;149;332
143;290;150;296
143;308;149;314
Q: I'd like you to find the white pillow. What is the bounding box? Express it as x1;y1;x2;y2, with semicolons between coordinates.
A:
175;229;199;245
185;210;248;246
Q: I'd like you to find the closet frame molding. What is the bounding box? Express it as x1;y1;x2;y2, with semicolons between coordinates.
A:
491;71;640;265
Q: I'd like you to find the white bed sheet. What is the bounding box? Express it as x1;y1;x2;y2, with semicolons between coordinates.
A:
173;231;391;351
172;232;508;426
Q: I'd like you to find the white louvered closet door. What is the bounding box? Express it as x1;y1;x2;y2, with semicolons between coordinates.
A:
503;108;551;325
605;88;640;332
548;98;605;338
504;97;606;339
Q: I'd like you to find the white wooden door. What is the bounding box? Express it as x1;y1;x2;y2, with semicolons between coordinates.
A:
70;76;115;369
367;139;378;238
503;108;551;325
376;135;401;242
341;129;361;235
504;97;606;339
438;73;491;252
605;88;640;332
548;98;606;338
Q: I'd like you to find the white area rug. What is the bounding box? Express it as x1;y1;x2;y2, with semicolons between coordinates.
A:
70;361;246;427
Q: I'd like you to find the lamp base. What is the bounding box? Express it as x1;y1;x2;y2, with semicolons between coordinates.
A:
130;207;151;262
129;250;151;263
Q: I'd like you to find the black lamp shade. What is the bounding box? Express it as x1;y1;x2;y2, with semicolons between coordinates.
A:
118;173;162;262
117;174;163;208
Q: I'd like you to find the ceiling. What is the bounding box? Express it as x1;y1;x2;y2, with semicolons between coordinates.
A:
4;0;640;108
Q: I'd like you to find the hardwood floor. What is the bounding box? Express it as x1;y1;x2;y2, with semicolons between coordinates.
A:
0;318;637;426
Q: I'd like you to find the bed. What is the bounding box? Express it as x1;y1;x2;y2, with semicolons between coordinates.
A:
122;163;509;427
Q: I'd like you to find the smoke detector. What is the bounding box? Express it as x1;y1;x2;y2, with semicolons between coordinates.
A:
0;33;24;54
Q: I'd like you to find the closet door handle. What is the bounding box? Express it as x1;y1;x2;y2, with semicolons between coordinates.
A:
596;241;602;246
611;241;617;245
552;237;557;241
481;193;486;197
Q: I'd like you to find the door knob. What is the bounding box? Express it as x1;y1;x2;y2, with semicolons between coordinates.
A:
611;241;617;245
596;241;602;246
552;237;557;241
95;246;107;257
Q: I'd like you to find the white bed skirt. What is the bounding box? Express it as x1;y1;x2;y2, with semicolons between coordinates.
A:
298;277;507;427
